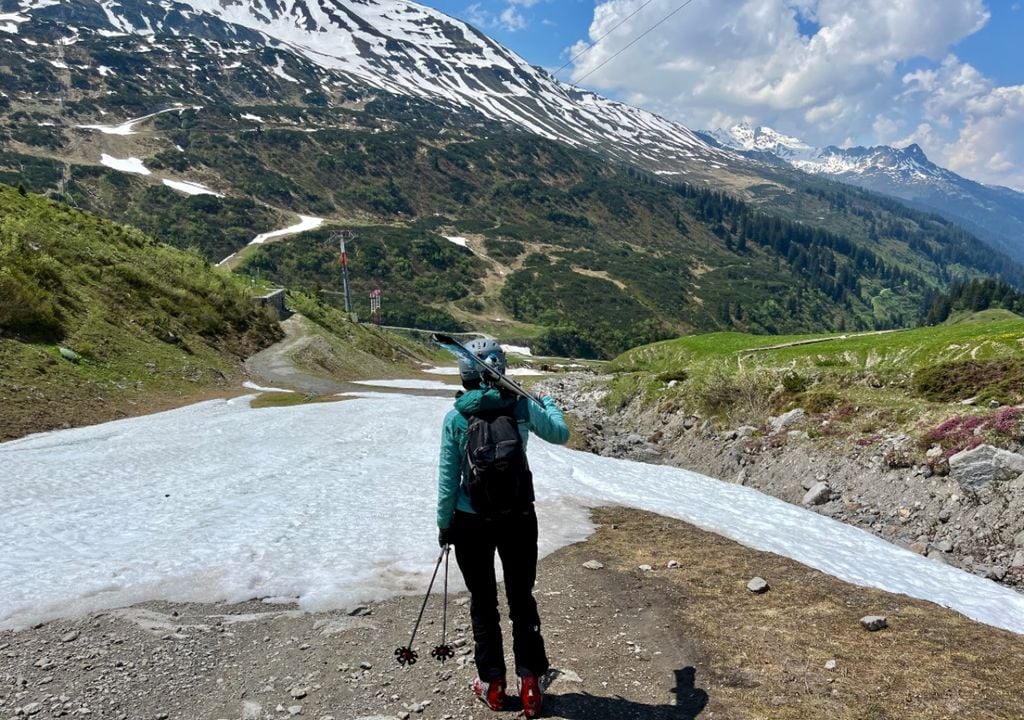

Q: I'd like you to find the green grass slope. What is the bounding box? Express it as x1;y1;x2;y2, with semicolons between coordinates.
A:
0;184;283;440
605;310;1024;453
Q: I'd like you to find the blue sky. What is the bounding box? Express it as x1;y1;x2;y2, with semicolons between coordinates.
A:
417;1;1024;190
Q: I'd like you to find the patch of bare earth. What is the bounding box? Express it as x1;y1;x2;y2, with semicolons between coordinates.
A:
2;508;1022;719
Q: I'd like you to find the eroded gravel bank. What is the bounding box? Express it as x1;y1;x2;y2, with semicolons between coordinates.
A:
537;373;1024;591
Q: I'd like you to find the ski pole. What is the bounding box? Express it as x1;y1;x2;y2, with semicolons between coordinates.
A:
395;546;447;666
431;547;455;663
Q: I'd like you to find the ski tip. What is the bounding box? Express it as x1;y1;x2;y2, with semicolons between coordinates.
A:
431;333;454;345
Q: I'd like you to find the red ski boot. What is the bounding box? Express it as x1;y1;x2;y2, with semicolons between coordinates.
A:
472;676;507;711
520;674;543;718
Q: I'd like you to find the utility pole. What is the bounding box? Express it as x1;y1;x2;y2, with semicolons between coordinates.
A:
333;230;354;317
370;288;382;325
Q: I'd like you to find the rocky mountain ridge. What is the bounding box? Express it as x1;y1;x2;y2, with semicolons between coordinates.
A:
4;0;740;182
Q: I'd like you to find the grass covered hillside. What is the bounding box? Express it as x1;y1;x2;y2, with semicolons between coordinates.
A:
605;309;1024;457
11;108;1019;358
0;184;283;440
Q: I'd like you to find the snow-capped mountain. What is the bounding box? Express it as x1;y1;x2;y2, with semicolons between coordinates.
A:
2;0;736;179
707;122;817;162
708;123;1024;262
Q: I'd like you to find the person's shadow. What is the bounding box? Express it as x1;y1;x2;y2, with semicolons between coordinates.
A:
546;667;708;719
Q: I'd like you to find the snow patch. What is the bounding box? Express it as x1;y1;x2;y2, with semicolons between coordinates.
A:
79;106;201;135
423;366;460;376
100;154;150;176
502;344;532;357
270;57;298;82
248;215;323;246
242;382;294;394
443;235;468;248
162;179;223;197
351;379;457;391
0;12;29;34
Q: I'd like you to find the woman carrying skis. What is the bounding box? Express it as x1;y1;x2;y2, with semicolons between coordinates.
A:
436;337;570;718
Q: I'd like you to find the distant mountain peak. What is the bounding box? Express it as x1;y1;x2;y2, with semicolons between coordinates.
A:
901;143;929;163
703;123;1024;262
708;123;815;162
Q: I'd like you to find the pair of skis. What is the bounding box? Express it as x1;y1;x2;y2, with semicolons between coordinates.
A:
431;334;544;408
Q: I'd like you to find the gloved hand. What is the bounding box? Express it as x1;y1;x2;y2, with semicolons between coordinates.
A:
533;392;548;404
438;527;455;547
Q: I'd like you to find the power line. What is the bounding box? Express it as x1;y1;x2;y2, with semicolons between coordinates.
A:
553;0;657;78
573;0;698;86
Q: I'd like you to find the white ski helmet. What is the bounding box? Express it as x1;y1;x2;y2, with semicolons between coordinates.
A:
459;337;506;386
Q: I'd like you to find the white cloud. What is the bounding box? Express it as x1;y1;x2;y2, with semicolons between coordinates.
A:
464;0;543;31
896;55;1024;189
943;85;1024;189
500;7;527;30
464;3;491;29
567;0;1024;188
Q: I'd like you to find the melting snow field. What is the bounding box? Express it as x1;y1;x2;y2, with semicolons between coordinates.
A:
78;106;201;135
351;379;456;391
2;392;1024;634
100;154;150;175
248;215;324;245
162;178;223;197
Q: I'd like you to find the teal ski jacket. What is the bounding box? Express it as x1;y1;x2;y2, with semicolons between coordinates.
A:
437;387;570;529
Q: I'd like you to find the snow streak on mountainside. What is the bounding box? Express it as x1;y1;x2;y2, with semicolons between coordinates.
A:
709;123;1024;262
10;0;735;178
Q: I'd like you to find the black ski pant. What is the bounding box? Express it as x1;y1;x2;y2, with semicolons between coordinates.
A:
451;506;549;681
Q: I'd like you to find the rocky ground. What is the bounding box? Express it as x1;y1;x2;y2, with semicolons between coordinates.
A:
536;374;1024;592
4;507;1024;720
0;510;700;720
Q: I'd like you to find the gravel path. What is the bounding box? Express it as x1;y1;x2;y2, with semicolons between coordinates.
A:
0;523;702;720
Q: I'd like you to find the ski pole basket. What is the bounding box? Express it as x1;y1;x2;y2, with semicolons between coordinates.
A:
395;545;455;667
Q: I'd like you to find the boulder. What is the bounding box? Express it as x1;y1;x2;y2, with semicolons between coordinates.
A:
747;577;770;594
770;408;805;434
860;615;887;631
802;482;832;506
949;444;1024;490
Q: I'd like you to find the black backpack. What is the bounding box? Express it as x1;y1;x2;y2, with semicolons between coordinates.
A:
463;405;534;516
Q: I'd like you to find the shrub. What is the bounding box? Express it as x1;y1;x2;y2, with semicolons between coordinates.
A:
0;268;64;340
883;446;916;468
913;359;1024;403
921;406;1024;457
689;364;774;424
782;370;808;393
804;391;841;413
657;368;688;383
